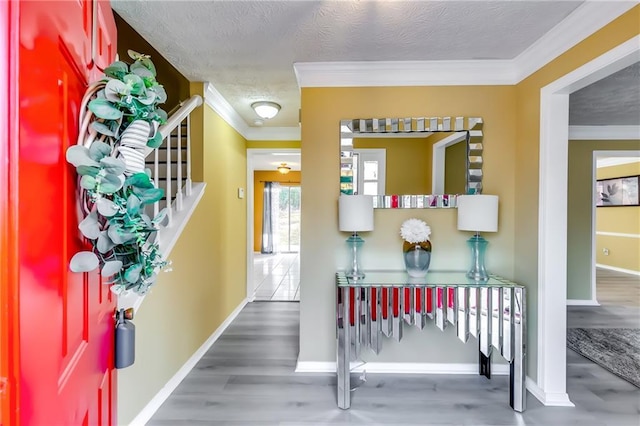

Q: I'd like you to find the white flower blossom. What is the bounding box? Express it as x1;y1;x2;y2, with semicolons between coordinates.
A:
400;218;431;243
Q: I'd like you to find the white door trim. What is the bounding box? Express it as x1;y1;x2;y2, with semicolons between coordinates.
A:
246;148;302;299
538;35;639;406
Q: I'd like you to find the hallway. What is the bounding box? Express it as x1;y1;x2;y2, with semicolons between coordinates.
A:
148;301;640;425
253;253;300;301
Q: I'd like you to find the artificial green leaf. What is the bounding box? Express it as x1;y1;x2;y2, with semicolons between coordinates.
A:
123;74;145;95
155;108;168;123
136;188;164;205
89;98;123;120
136;91;156;105
127;51;157;77
76;165;100;177
131;61;154;79
99;157;126;176
66;145;99;167
123;263;143;284
127;50;149;61
98;173;123;194
69;251;99;272
79;211;100;239
105;79;129;102
97;198;119;217
109;284;126;295
88;140;112;161
126;194;141;215
144;168;152;177
96;230;116;253
140;57;156;77
125;172;154;189
152;208;168;227
101;260;123;277
140;213;153;229
151;85;167;104
146;131;163;148
80;175;96;190
103;61;129;79
107;224;136;244
90;121;115;137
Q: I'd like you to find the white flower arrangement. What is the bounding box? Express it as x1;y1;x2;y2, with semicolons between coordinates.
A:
400;218;431;244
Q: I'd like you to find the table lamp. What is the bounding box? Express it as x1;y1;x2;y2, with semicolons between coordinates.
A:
457;195;499;281
339;195;374;279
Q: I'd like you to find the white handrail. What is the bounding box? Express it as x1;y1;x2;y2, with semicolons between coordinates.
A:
148;94;201;227
159;95;202;139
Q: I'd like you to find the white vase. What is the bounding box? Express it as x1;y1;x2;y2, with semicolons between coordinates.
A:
118;120;153;174
120;120;152;149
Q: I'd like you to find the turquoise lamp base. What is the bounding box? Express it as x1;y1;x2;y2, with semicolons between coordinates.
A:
466;234;489;281
346;233;365;279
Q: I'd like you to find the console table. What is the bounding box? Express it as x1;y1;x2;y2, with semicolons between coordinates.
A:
336;271;526;412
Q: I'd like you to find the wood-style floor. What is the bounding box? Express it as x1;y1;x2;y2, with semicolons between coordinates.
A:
148;270;640;425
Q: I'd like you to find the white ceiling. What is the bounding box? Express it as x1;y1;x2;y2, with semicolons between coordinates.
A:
252;152;301;172
112;0;638;135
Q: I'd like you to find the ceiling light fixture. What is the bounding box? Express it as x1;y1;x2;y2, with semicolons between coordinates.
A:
252;101;281;120
277;163;291;175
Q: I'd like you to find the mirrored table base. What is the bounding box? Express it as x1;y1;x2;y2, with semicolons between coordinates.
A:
336;277;526;412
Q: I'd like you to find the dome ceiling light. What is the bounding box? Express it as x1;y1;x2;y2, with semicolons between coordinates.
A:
251;101;281;120
277;163;291;174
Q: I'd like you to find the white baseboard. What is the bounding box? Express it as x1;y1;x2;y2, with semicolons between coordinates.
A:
295;360;510;375
128;297;249;426
526;376;575;407
566;299;600;306
596;264;640;277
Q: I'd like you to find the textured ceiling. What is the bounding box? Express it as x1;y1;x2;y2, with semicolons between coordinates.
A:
112;0;587;128
569;62;640;126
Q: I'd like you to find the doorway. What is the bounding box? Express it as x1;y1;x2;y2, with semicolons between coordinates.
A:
246;149;301;301
539;36;639;405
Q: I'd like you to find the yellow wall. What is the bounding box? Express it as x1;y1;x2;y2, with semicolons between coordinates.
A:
567;140;640;300
117;85;248;424
300;86;517;363
354;136;431;194
514;6;640;378
596;161;640;272
253;171;302;252
445;141;467;194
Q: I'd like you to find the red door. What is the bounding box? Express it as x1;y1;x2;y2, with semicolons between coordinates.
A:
2;1;117;424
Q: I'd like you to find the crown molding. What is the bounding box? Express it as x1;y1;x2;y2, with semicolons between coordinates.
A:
204;82;250;137
210;3;636;139
569;125;640;140
204;83;300;141
513;1;638;82
294;2;636;88
244;126;300;141
294;59;517;87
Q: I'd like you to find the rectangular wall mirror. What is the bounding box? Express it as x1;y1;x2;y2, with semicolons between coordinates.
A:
339;117;484;208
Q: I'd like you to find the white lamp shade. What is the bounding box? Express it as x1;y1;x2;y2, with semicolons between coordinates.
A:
339;195;374;232
457;195;499;232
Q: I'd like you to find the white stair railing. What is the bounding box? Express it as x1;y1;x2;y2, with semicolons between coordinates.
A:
119;94;205;312
146;94;203;227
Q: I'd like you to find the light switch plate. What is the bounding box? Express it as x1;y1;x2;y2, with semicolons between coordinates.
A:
238;188;244;199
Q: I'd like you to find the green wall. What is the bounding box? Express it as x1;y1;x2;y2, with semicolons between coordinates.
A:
567;140;640;301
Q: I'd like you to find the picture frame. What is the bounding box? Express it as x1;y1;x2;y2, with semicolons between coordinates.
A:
596;175;640;207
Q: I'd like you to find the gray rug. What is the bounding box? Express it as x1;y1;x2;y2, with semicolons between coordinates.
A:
567;328;640;388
